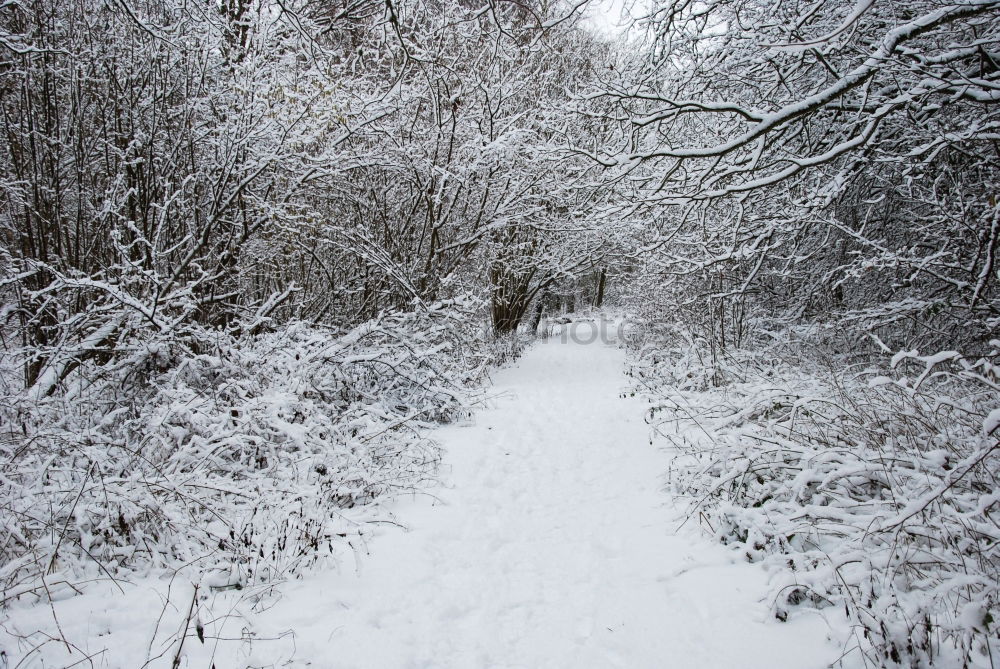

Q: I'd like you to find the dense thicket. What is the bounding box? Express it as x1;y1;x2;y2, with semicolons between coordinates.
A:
586;1;1000;666
588;0;999;355
0;0;608;632
0;0;608;378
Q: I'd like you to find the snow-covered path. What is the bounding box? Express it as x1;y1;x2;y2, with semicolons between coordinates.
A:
1;323;842;667
257;323;839;668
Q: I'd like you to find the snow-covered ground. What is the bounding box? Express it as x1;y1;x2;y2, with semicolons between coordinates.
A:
3;321;845;668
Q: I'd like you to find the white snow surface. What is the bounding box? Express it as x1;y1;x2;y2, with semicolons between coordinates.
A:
3;322;843;668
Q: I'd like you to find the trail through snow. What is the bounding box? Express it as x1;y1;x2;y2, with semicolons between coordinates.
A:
253;323;840;668
3;322;843;668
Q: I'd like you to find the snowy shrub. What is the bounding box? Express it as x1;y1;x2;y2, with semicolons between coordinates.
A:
629;336;1000;668
487;330;530;367
0;302;491;604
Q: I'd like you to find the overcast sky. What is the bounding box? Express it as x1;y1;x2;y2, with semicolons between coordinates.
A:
582;0;630;37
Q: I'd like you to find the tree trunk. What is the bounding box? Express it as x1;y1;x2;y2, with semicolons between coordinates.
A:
593;268;606;308
490;274;530;335
528;291;547;334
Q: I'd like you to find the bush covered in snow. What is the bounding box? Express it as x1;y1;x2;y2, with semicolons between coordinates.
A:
628;328;999;667
0;302;492;605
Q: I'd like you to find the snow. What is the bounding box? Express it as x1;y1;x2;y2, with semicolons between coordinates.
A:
1;322;842;668
985;407;1000;435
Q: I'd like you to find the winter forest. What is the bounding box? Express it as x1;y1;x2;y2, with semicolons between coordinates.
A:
1;0;998;666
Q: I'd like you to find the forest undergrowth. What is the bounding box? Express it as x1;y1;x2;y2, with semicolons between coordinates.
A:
0;300;499;611
626;323;1000;668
